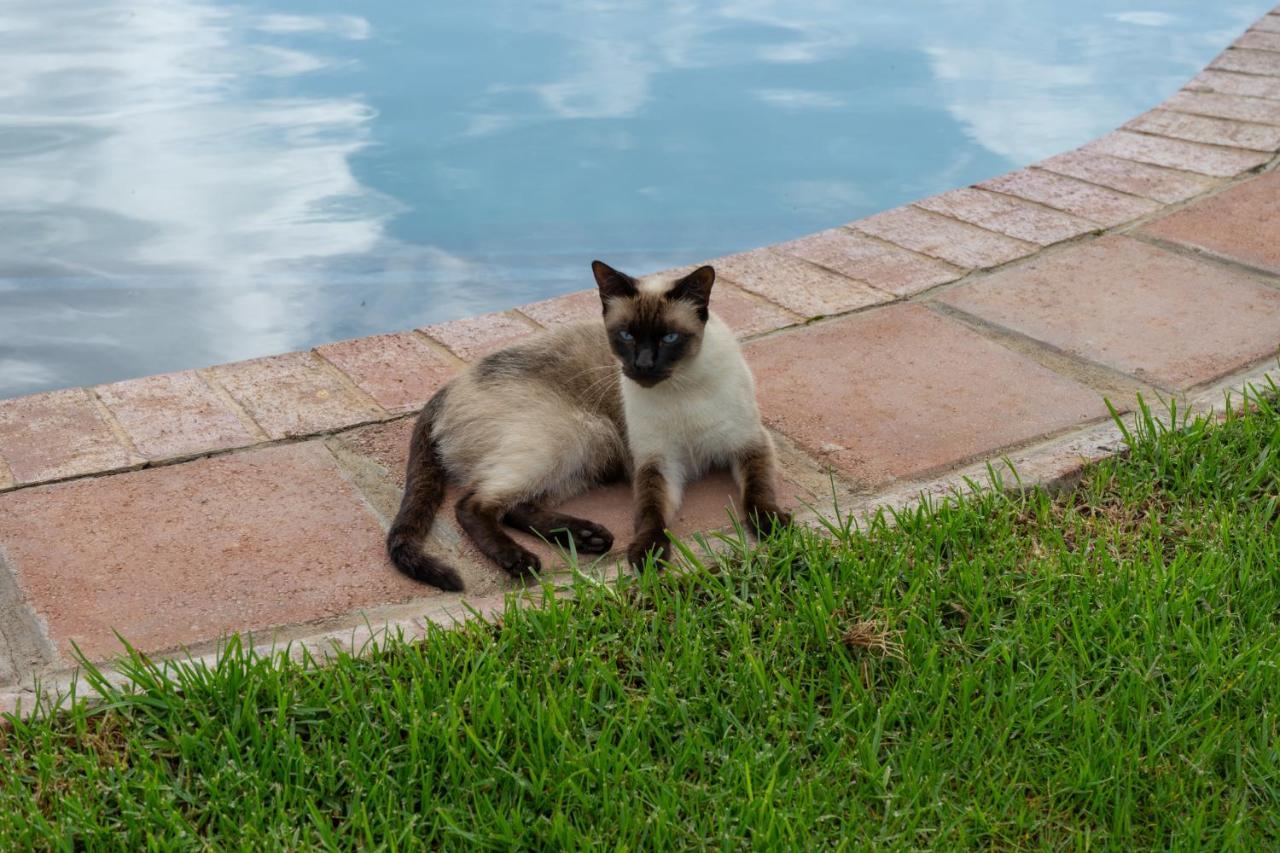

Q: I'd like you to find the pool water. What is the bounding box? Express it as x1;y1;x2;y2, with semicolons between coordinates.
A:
0;1;1270;399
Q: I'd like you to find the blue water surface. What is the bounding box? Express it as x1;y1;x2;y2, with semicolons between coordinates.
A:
0;1;1270;398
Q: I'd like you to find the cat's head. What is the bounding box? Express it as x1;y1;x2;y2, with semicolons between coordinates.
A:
591;260;715;388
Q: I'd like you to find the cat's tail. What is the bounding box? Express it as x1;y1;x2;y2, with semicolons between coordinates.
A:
386;395;465;591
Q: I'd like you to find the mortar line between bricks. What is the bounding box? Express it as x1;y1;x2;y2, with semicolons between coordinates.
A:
735;251;906;308
320;441;396;532
1136;107;1280;143
84;387;144;464
898;204;1041;252
831;225;970;277
1036;154;1226;192
713;278;808;323
196;366;273;443
1118;124;1280;158
1126;232;1280;286
1160;105;1280;129
939;186;1111;231
511;306;549;330
971;184;1114;227
925;301;1175;399
408;329;470;369
1019;164;1208;205
0;414;416;497
306;349;393;417
0;547;61;684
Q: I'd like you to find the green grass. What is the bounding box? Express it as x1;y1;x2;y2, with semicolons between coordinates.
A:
3;392;1280;849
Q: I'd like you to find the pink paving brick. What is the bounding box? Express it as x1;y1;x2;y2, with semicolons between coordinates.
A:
316;332;458;414
1237;29;1280;50
1163;90;1280;126
713;247;891;317
938;236;1280;391
1124;110;1280;152
0;442;432;660
916;187;1100;245
777;228;962;297
420;311;538;361
1140;171;1280;275
95;371;258;461
701;283;799;337
745;304;1108;486
852;205;1037;269
1186;69;1280;100
1254;14;1280;34
520;283;796;338
1211;48;1280;77
1083;130;1270;178
0;388;134;486
207;351;386;439
978;168;1160;228
1037;149;1216;204
518;289;601;328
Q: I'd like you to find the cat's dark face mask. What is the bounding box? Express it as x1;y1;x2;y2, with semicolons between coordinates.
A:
591;261;714;388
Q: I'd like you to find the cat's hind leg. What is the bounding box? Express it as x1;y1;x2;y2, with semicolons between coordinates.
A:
503;503;615;554
455;491;542;579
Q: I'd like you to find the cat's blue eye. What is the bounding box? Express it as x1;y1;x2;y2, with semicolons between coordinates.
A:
661;332;680;344
618;330;634;342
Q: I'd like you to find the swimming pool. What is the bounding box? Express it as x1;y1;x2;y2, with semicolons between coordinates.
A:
0;1;1270;399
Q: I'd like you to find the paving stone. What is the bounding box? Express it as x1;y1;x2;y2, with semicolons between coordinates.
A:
1083;130;1270;177
915;187;1100;245
316;332;457;414
95;371;259;461
852;205;1037;269
1186;69;1280;100
208;351;385;439
1237;29;1280;50
746;304;1108;486
1163;90;1280;126
1124;109;1280;152
519;290;605;328
1211;48;1280;77
713;247;891;317
937;236;1280;390
1037;149;1216;204
1254;14;1280;34
978;168;1160;227
777;228;962;297
520;284;796;338
0;442;432;660
0;388;134;485
420;311;539;361
1140;171;1280;275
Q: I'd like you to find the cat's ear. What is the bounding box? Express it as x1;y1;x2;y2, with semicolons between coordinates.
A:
592;260;637;301
668;265;715;310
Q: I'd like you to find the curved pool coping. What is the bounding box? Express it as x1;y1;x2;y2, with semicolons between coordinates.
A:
2;7;1280;710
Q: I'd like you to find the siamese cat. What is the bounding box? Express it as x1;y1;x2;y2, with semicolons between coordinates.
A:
387;260;790;591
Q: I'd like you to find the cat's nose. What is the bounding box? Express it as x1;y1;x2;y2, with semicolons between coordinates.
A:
635;348;656;370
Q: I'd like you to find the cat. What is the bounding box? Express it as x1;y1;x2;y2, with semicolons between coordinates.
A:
386;260;791;591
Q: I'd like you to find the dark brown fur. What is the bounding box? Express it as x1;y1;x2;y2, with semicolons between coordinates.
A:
626;461;671;567
385;393;464;590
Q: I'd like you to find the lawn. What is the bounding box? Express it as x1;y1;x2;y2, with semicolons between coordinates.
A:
2;393;1278;849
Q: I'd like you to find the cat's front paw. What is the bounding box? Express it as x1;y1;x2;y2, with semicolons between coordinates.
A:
497;546;542;579
626;533;669;570
748;504;793;539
